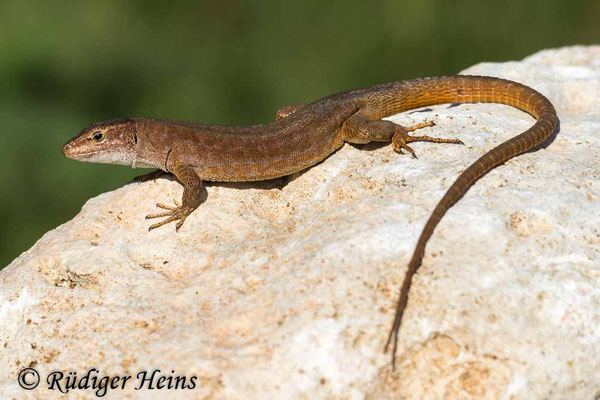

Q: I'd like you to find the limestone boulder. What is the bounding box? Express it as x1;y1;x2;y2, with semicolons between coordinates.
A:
1;46;599;399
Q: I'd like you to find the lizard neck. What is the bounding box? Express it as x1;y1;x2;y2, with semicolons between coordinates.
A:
131;119;176;170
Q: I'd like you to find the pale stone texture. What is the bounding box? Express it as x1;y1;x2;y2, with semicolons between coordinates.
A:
1;46;599;399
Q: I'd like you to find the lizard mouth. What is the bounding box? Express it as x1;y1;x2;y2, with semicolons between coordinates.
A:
61;144;100;160
61;143;133;166
75;151;100;158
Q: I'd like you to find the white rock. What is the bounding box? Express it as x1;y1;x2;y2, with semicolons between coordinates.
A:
1;46;599;399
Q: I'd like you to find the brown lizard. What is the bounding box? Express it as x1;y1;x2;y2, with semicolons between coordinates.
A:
62;75;558;366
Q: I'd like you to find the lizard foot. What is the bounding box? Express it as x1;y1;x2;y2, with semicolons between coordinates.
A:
146;200;194;231
392;122;463;158
134;169;168;183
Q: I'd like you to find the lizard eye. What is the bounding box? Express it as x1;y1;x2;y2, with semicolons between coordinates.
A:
92;132;104;142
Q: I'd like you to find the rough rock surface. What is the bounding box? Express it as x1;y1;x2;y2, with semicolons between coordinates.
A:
1;46;599;399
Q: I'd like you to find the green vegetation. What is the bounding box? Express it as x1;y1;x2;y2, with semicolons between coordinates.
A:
1;0;598;267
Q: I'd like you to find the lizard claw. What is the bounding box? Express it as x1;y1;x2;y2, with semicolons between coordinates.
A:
392;140;418;158
155;199;181;210
405;120;436;131
146;201;192;231
391;126;418;158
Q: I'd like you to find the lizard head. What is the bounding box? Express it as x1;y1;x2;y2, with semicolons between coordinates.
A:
62;119;138;166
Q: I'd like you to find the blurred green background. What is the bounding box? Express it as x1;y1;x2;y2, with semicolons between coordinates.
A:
1;0;598;268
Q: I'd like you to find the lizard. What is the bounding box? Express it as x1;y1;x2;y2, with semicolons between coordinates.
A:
62;75;558;367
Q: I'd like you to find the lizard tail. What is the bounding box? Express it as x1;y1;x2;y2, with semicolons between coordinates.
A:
384;75;558;368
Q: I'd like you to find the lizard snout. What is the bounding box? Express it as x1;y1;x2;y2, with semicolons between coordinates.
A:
61;136;94;160
62;138;80;159
61;141;72;157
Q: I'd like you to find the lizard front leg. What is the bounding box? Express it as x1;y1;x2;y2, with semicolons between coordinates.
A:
145;161;204;231
341;112;462;157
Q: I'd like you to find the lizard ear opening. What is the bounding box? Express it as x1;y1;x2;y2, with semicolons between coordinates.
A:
134;133;138;144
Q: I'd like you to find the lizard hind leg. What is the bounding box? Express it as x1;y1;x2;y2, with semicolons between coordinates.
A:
341;112;461;156
392;121;463;158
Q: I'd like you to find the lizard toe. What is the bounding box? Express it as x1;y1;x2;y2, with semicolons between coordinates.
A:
146;203;194;231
